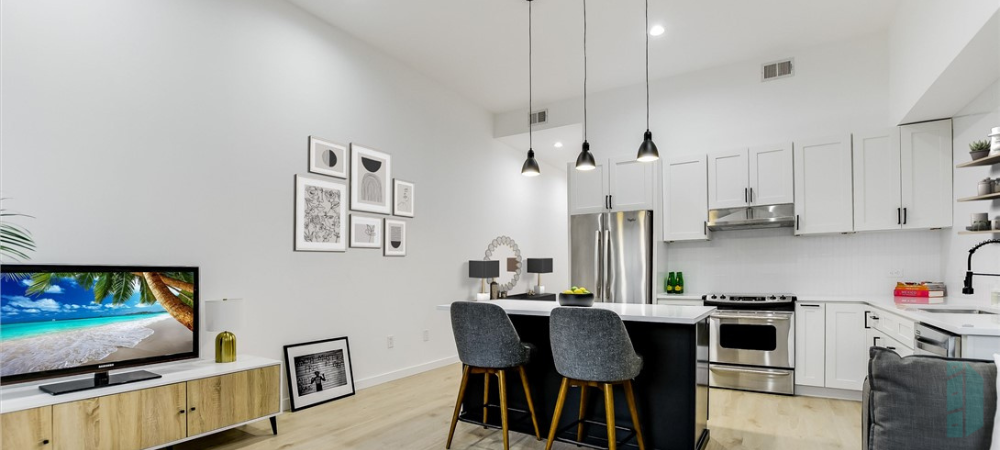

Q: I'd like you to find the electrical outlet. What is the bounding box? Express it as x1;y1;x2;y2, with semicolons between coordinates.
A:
887;269;904;278
387;335;394;349
422;330;430;342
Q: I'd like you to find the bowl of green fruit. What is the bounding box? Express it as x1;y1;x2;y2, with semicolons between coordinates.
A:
559;286;594;307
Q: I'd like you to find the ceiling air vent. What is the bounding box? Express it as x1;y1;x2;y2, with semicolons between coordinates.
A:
761;58;794;82
529;109;548;126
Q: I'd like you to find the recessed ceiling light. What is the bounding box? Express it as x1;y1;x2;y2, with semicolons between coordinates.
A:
649;25;665;36
554;142;563;148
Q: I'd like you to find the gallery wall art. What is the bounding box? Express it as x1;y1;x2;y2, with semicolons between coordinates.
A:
384;219;406;257
284;337;355;411
308;136;348;179
349;215;382;249
294;175;347;252
350;144;392;215
393;179;415;218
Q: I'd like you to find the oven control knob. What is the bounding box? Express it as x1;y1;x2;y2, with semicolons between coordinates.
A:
710;295;718;299
779;295;787;300
719;295;726;300
769;295;776;300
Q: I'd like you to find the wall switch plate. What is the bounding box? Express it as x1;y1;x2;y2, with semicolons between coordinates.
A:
387;335;394;349
422;330;430;342
887;269;903;278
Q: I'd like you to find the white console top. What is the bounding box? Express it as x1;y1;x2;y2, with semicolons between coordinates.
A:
1;355;281;414
437;300;715;325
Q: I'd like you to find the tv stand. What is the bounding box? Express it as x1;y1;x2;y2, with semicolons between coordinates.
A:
39;370;162;395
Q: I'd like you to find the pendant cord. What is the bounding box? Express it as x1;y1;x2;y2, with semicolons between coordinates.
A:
645;0;649;130
528;0;533;150
583;0;587;141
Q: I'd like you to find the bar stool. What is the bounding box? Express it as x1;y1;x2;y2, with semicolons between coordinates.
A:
545;307;645;450
447;301;542;450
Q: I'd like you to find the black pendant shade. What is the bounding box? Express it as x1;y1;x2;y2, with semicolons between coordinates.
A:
521;148;540;176
576;141;596;170
636;130;659;162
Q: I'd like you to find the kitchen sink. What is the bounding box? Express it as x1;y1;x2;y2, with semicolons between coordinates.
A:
912;308;998;315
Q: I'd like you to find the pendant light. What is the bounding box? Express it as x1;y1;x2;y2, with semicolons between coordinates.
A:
635;0;659;162
521;0;541;177
575;0;596;171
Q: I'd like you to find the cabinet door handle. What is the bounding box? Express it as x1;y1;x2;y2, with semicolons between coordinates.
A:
796;215;800;230
864;311;871;328
609;195;613;210
873;336;881;347
897;208;901;225
745;188;749;204
903;208;907;225
886;346;897;351
749;187;754;203
704;221;708;236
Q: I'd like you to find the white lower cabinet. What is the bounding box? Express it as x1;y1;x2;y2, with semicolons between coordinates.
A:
794;303;826;388
865;327;914;358
823;303;867;391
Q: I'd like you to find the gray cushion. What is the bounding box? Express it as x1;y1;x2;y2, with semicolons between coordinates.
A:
450;301;531;369
866;347;997;450
549;307;642;383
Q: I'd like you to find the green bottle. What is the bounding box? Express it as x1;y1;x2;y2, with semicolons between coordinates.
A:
676;272;685;294
666;272;676;294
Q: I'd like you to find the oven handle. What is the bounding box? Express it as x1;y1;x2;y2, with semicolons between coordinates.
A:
709;366;792;377
711;313;791;321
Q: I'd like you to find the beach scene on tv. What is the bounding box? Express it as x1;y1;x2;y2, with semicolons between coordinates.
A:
0;271;195;378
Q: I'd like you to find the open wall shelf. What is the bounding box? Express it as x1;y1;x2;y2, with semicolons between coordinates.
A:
958;230;999;235
957;153;1000;168
957;192;1000;202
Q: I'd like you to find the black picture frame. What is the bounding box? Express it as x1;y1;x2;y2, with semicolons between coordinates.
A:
283;336;355;412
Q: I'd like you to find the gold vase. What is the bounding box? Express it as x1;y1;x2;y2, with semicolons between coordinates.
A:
215;331;237;363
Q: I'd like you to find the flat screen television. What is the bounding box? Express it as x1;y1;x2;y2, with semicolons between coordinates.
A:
1;265;198;393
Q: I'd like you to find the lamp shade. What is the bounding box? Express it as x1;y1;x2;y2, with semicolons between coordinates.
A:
526;258;553;274
205;298;244;332
468;260;499;279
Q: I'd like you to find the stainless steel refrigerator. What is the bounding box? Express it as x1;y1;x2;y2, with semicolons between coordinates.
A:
570;210;652;304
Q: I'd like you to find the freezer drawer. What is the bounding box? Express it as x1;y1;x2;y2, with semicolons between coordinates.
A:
708;364;794;395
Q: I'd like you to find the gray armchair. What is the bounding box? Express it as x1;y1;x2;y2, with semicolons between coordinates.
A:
863;348;997;450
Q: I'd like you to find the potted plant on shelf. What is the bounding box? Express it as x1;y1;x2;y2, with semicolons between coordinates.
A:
970;140;991;161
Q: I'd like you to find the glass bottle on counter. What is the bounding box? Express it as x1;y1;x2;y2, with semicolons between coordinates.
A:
676;272;685;294
666;272;675;294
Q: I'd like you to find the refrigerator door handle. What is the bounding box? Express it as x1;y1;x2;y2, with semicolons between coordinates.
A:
604;229;612;302
595;229;604;300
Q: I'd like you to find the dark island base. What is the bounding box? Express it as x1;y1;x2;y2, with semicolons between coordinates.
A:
458;315;710;450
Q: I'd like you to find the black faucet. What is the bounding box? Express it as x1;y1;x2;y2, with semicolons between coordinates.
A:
963;239;1000;295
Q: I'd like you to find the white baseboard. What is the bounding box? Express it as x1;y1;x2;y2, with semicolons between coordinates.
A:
280;355;460;412
794;385;862;401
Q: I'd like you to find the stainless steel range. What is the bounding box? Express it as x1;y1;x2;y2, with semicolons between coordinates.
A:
702;293;796;395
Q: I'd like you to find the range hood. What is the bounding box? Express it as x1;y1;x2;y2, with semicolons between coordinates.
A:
707;204;795;231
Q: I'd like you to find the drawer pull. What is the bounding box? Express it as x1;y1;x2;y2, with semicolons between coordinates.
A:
42;440;50;445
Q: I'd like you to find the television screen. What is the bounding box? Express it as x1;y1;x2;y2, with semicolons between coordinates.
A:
1;265;198;384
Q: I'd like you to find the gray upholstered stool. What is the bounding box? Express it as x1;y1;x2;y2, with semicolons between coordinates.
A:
447;301;541;450
545;307;645;450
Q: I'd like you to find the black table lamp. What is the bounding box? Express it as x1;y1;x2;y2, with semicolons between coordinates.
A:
526;258;553;294
469;260;499;301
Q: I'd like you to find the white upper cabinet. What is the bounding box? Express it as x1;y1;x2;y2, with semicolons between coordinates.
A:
569;160;610;215
663;155;709;241
900;119;952;229
794;135;854;235
708;149;749;209
748;142;794;206
853;129;902;232
569;157;655;215
608;156;656;212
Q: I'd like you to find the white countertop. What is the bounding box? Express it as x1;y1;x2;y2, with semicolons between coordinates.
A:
437;300;715;325
0;355;281;413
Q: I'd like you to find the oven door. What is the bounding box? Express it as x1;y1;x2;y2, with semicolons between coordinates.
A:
709;310;794;369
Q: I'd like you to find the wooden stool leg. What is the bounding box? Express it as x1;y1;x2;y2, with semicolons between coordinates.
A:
446;365;471;449
604;383;616;450
498;370;510;450
544;377;570;450
576;385;589;442
623;380;646;450
482;372;490;428
517;366;541;440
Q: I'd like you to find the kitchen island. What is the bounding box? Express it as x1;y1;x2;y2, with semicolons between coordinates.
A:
437;300;715;450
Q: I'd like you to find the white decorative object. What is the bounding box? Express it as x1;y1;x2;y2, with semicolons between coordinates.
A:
349;215;382;249
989;127;1000;156
308;136;348;179
474;293;489;301
384;219;406;256
295;175;347;252
393;179;415;217
350;144;392;214
484;236;522;292
536;285;546;294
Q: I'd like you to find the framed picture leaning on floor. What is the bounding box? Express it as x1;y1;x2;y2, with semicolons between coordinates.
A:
283;336;355;411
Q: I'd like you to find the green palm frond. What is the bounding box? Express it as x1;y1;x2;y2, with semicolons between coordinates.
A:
93;273;113;304
176;290;194;307
1;272;30;282
24;272;54;296
138;277;156;305
107;272;135;305
0;202;36;261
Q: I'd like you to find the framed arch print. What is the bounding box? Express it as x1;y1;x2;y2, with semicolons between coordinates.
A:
350;144;392;215
384;219;406;257
393;179;415;217
308;136;348;179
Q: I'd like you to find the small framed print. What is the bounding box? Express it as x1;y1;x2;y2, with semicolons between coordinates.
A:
393;179;415;218
350;215;382;249
350;144;392;214
295;175;347;252
284;336;355;412
308;136;348;179
384;219;406;257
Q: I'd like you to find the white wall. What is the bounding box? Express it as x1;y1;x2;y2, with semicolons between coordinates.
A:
945;80;1000;303
0;0;568;393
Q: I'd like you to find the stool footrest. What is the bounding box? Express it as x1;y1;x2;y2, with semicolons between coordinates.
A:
552;417;638;450
456;405;533;430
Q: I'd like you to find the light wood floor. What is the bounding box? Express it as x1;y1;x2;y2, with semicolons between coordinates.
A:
177;364;861;450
